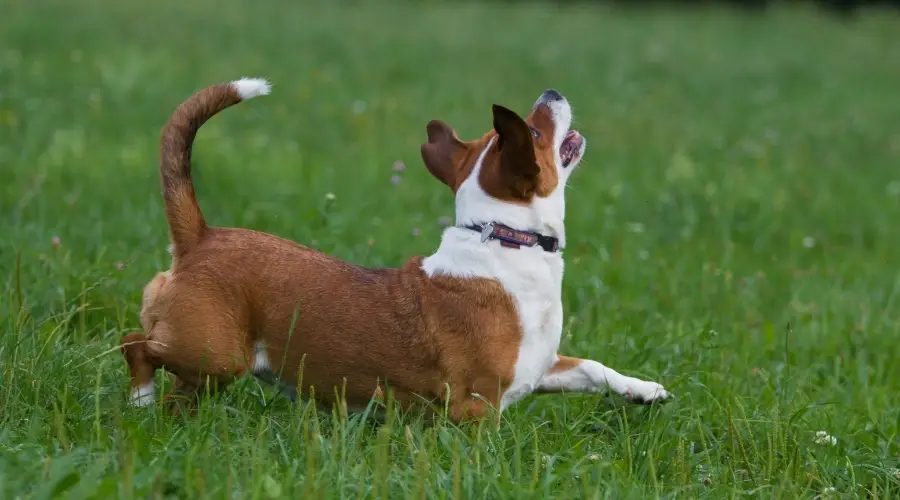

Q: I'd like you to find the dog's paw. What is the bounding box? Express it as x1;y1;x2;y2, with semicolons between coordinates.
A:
623;380;670;405
129;383;155;407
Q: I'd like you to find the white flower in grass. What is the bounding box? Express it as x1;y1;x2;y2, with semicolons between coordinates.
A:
802;236;816;249
262;474;282;499
814;431;837;446
819;486;838;498
696;464;712;485
626;222;645;233
325;192;336;201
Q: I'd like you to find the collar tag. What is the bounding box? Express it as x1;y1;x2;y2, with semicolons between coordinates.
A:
479;222;495;243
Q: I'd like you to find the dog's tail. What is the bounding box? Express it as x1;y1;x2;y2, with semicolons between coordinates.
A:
160;77;271;256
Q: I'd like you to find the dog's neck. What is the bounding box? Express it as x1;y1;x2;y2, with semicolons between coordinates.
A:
421;225;564;281
454;137;567;248
421;140;567;281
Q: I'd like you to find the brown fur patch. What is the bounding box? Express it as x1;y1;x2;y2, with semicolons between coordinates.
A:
121;332;154;391
546;355;583;375
134;228;521;419
420;102;559;202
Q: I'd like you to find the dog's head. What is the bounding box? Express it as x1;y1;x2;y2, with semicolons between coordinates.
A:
421;89;585;246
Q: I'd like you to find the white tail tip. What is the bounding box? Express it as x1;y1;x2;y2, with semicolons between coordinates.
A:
231;77;271;100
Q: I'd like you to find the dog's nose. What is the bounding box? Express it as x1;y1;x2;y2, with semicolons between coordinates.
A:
541;89;564;102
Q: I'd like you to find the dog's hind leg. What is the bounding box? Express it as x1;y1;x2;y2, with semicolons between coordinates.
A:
136;270;251;415
143;319;251;415
120;332;157;406
118;271;172;407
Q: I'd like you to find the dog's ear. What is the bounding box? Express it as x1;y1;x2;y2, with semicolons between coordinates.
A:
421;120;466;190
492;104;540;199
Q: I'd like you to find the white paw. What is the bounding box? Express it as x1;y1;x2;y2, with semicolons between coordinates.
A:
622;380;669;405
130;383;155;407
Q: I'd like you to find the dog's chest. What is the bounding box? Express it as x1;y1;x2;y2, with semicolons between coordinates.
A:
422;232;565;411
497;263;564;411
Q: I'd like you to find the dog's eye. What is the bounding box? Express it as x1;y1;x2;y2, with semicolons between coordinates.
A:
530;127;541;139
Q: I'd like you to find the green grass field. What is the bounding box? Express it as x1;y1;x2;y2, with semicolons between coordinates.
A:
3;0;900;497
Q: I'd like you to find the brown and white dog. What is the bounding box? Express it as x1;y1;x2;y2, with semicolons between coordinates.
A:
120;78;669;422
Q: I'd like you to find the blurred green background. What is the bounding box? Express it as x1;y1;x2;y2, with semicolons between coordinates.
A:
2;0;900;498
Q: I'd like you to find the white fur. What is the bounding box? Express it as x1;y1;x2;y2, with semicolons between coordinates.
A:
252;341;270;372
536;357;668;402
231;77;271;100
250;341;299;402
130;382;155;407
423;91;667;412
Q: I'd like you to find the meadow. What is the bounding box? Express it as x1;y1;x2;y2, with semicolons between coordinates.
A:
2;0;900;497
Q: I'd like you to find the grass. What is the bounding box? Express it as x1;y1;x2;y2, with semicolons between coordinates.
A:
2;0;900;497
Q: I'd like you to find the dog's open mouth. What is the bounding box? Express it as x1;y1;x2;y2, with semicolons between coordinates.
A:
560;130;584;168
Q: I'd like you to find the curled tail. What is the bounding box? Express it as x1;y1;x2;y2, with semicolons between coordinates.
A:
160;77;271;256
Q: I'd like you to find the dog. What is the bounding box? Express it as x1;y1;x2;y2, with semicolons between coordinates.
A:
120;78;669;422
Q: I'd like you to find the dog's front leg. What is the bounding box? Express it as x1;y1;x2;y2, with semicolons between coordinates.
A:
534;355;669;404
